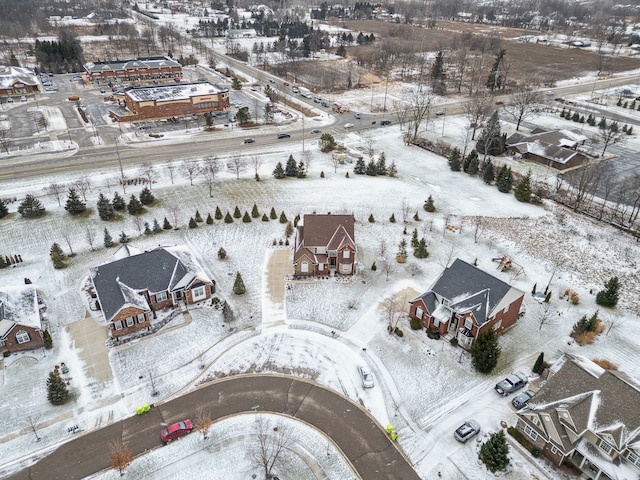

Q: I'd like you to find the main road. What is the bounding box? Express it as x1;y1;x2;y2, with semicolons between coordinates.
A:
7;375;420;480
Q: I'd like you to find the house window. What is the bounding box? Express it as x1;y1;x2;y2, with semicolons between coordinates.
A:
15;330;30;344
343;249;350;259
532;416;539;426
301;261;309;273
192;285;206;301
126;317;134;327
416;307;424;319
155;292;168;302
464;318;473;330
114;321;123;330
503;304;509;313
524;425;538;441
599;440;613;454
137;313;146;323
551;446;558;455
494;319;502;330
318;263;324;270
627;452;640;466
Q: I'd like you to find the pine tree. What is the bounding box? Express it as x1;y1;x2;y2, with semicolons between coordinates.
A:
482;159;495;184
285;154;298;177
414;238;429;258
532;352;544;374
218;247;227;259
97;193;115;220
139;187;155;205
430;51;447;95
262;213;269;221
468;155;479;175
242;211;251;222
233;206;242;218
464;150;478;173
365;160;377;176
189;217;197;228
413;211;420;221
233;271;246;295
354;158;366;174
376;152;387;175
411;228;419;248
119;231;129;244
224;212;233;223
293;214;301;227
514;170;533;202
486;48;506;91
222;300;234;322
297;160;306;178
163;217;172;230
17;194;45;218
64;188;86;215
476;111;504;156
43;329;53;349
46;370;69;405
279;211;287;223
194;210;203;222
153;218;162;233
471;328;501;374
285;221;294;237
496;165;513;193
251;203;260;218
371;261;377;271
448;148;462;171
389;213;396;223
272;162;285;179
206;213;214;224
127;195;144;215
397;239;408;258
112;192;126;211
104;228;114;247
387;159;398;177
424;195;436;212
270;207;277;219
214;206;223;220
596;276;620;307
368;213;375;223
0;198;8;218
479;430;510;473
50;243;67;269
144;222;152;234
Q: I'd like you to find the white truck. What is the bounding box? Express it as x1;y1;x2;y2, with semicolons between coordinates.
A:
298;87;312;98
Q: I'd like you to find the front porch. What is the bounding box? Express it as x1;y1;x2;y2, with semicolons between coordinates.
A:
570;450;614;480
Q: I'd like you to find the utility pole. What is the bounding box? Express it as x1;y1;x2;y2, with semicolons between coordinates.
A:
302;116;305;152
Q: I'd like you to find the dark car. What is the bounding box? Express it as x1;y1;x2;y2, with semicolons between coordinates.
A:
380;120;391;125
243;138;255;144
277;133;291;139
454;420;481;443
310;129;321;134
161;419;193;444
495;372;528;396
511;390;535;409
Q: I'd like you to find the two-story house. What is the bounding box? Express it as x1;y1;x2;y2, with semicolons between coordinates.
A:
408;259;524;349
0;284;45;353
90;246;214;338
293;213;356;277
516;354;640;480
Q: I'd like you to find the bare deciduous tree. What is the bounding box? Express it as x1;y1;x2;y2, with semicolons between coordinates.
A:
503;86;540;131
251;417;292;480
535;302;557;330
381;295;404;332
27;415;42;442
201;156;220;197
300;150;312;171
73;175;92;202
464;93;494;140
378;239;387;257
59;229;74;256
147;368;159;397
249;155;263;177
194;405;213;440
401;199;412;223
109;438;133;477
181;159;201;186
227;155;247;180
44;183;65;207
404;85;433;144
166;161;176;184
381;256;394;281
0;129;13;154
85;226;96;251
132;215;144;235
138;162;157;189
165;204;180;229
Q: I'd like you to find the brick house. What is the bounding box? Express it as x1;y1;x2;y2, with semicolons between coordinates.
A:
408;259;524;349
83;56;182;84
90;246;214;338
0;65;39;97
505;128;589;170
515;355;640;480
109;82;230;122
293;213;356;276
0;285;46;353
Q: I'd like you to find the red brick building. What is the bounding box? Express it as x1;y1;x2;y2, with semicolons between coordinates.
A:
83;56;182;84
0;65;39;97
0;285;46;354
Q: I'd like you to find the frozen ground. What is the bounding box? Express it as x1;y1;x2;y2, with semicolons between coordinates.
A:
1;79;639;480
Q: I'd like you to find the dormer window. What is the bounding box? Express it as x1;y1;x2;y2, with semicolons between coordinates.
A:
599;439;613;455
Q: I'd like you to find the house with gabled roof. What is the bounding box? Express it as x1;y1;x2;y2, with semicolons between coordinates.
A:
408;259;524;349
0;65;39;97
293;213;356;277
515;354;640;480
90;245;214;338
0;284;45;353
505;128;589;170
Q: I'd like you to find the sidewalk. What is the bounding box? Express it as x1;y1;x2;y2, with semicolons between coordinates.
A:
261;248;293;325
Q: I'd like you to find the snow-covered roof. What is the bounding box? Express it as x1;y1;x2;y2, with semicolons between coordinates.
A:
0;284;42;336
83;56;181;74
124;82;228;103
294;214;355;264
506;128;588;165
0;65;39;89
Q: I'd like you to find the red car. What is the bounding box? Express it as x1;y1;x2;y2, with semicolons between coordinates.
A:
161;419;193;443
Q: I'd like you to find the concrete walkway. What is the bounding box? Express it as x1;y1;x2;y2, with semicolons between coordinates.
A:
66;314;112;386
262;249;293;325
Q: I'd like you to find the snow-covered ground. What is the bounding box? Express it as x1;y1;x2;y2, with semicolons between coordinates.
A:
1;73;640;480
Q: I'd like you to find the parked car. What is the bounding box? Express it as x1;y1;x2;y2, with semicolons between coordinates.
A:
313;97;321;103
277;133;291;139
161;419;193;444
139;123;152;130
454;420;481;443
435;111;445;116
321;100;330;107
20;96;27;102
495;372;528;396
99;87;106;93
310;129;321;134
511;390;536;409
495;100;504;105
6;97;13;103
243;138;255;144
380;120;391;125
357;365;374;388
354;112;361;119
344;123;354;128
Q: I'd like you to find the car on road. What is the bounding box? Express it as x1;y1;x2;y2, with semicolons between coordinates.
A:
269;79;275;83
495;372;528;396
277;133;291;139
284;82;290;86
495;100;504;105
554;97;564;102
511;390;535;409
313;97;321;103
310;129;321;134
20;96;27;102
161;419;193;444
99;87;106;93
344;123;354;128
243;138;255;144
321;100;330;107
357;365;374;388
435;111;445;116
6;97;13;103
454;420;481;443
545;90;554;95
354;113;361;119
380;120;391;125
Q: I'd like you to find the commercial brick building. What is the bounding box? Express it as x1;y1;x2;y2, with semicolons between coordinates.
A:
83;56;182;84
0;65;39;97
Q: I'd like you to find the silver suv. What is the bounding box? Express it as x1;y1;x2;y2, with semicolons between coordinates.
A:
495;372;528;396
454;420;480;442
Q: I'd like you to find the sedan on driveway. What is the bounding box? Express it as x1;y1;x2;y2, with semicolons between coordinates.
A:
454;420;481;443
161;419;193;444
512;390;535;409
495;372;528;396
357;365;374;388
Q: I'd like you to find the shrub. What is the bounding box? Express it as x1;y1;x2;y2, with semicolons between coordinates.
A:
449;337;458;346
591;358;618;370
393;327;404;337
426;328;440;339
409;317;422;330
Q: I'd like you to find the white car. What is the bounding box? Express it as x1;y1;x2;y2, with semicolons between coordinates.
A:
344;123;354;128
357;365;374;388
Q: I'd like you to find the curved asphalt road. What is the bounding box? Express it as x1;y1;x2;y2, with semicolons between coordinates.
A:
7;375;419;480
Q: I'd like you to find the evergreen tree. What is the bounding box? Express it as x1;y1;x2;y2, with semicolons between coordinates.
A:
233;206;242;218
144;222;152;235
153;218;162;233
354;158;366;174
464;150;478;173
596;276;620;307
476;111;504;156
224;212;233;223
389;213;396;223
233;272;246;294
189;217;197;228
424;195;436;212
414;238;429;258
376;152;387;175
163;217;172;230
139;187;155;205
104;228;114;247
411;228;419;248
17;194;45;218
279;211;287;223
222;300;234;322
262;213;269;221
50;243;67;269
97;193;114;220
127;195;144;215
285;221;294;237
496;165;513;193
64;188;86;215
430;51;447;95
371;261;377;271
285;154;298;177
194;210;203;222
242;211;251;222
448;147;462;171
215;206;223;220
251;203;260;218
471;328;501;374
272;161;285;179
112;192;126;211
468;155;479;175
387;159;398;177
206;213;214;225
482;159;495;184
532;352;544;374
0;198;8;218
270;207;277;219
486;48;506;91
514;170;533;202
365;160;377;176
297;160;307;178
43;329;53;349
218;247;227;259
119;231;129;244
397;239;408;258
479;431;510;473
46;370;68;405
368;213;375;223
